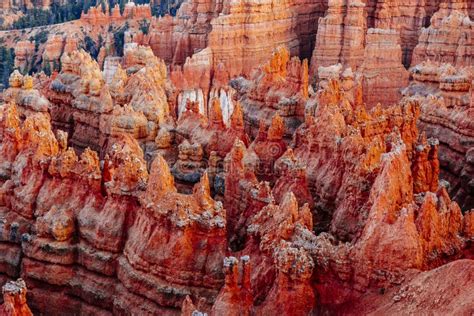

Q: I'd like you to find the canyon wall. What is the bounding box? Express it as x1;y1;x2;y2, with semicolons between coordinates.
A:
405;2;473;211
131;0;326;76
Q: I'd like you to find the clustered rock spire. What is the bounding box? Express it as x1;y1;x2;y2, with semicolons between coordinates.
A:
0;0;473;314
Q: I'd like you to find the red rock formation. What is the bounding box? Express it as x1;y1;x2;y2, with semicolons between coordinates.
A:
310;0;451;80
168;97;249;193
63;36;78;55
208;0;300;78
0;100;228;314
412;134;440;194
0;105;59;296
223;140;259;246
403;62;473;210
351;143;463;282
206;0;328;77
48;49;113;152
314;64;363;108
273;148;314;207
276;80;472;309
129;1;224;66
122;2;152;19
243;192;316;315
170;48;213;119
103;56;122;85
120;46;171;129
122;43;161;72
293;81;413;239
338;259;474;314
45;46;171;158
0;103;21;182
131;0;326;74
80;6;111;26
171;140;206;191
121;155;226;310
293;0;329;60
465;210;474;240
411;3;473;68
0;279;32;316
367;0;443;67
359;28;409;108
248;114;287;182
99;103;148;149
211;256;252;316
1;5;474;314
80;3;151;26
310;0;367;77
42;35;65;71
180;295;207;316
169;46;241;131
3;72;50;117
233;46;309;139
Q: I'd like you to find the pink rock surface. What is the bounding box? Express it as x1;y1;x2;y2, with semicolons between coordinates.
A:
359;28;409;108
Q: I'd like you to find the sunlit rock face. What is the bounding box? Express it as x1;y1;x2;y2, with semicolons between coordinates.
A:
0;279;33;316
0;102;227;314
0;1;473;315
80;3;152;25
231;46;309;140
363;0;444;67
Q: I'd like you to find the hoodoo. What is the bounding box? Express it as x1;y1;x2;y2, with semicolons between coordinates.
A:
0;0;472;314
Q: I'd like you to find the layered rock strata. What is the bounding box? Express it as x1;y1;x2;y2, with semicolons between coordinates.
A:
0;102;226;314
0;11;473;315
403;61;474;210
80;3;152;25
131;0;326;76
310;0;367;77
217;77;473;311
281;79;472;305
359;28;409;108
172;98;249;191
411;3;473;68
47;49;114;152
367;0;443;66
46;46;170;156
231;46;309;139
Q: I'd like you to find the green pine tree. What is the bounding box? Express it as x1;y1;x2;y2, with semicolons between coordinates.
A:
43;60;52;76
